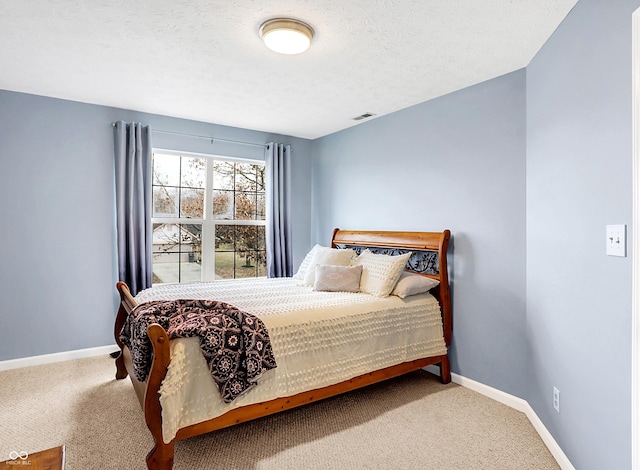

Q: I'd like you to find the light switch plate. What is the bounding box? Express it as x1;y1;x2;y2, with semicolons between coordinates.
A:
606;224;626;257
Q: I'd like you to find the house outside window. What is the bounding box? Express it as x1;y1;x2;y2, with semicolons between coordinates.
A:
151;151;266;284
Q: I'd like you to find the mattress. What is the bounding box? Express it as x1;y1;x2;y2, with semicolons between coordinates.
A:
134;277;447;443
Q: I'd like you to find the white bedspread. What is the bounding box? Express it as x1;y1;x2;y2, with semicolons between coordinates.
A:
134;277;447;443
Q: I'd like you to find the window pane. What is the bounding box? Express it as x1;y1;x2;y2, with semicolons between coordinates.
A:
235;192;256;220
215;251;234;279
181;157;205;188
213;161;234;190
179;224;202;283
153;222;180;247
236;225;256;251
215;224;234;250
235;250;265;278
181;224;202;249
235;251;257;278
212;190;233;219
215;224;235;280
153;186;178;218
153;154;180;186
180;188;204;218
236;225;264;278
152;223;180;283
152;223;202;284
214;225;265;279
236;163;257;191
153;251;179;284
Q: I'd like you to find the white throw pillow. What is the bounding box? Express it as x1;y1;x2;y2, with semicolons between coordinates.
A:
313;264;363;293
392;271;440;298
303;247;356;286
292;244;320;280
354;250;411;297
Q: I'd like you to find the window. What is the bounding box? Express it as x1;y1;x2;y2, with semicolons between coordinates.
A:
151;151;266;284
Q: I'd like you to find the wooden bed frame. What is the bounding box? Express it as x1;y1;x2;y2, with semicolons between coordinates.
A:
114;229;452;470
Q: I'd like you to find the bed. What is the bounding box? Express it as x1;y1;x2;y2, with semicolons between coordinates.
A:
113;228;452;470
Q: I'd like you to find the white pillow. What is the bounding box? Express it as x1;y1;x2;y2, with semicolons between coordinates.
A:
313;264;363;293
354;250;411;297
392;271;440;298
292;244;320;280
303;247;356;286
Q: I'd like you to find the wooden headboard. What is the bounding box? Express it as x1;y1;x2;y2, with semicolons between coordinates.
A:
331;228;452;347
116;229;452;349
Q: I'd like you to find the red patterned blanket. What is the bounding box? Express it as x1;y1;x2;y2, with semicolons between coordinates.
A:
120;299;277;403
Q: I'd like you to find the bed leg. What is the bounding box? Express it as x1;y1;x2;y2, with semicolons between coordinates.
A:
114;352;128;380
439;356;451;384
114;303;129;380
146;440;174;470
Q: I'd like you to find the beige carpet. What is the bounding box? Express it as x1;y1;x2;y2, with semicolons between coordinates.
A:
0;355;559;470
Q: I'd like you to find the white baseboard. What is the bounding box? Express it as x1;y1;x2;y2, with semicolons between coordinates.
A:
450;371;530;413
523;400;576;470
0;344;119;371
425;365;575;470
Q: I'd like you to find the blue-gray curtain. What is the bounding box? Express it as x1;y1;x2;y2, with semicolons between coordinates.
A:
265;142;293;277
113;121;152;295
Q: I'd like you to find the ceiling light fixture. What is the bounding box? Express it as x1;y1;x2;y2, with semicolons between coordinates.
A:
259;18;314;55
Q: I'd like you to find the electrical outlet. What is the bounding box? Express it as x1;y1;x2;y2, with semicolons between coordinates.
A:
553;387;560;413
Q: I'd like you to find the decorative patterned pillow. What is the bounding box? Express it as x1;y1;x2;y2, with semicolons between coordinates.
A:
354;250;411;297
303;247;356;286
392;271;440;298
292;244;320;280
313;264;363;293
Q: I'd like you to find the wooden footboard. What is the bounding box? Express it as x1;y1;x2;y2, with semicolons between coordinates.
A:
115;282;173;469
113;229;453;470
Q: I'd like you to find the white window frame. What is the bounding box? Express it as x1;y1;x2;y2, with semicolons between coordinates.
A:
151;148;266;283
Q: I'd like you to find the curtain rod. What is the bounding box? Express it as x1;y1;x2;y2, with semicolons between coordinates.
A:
154;128;267;149
111;123;267;149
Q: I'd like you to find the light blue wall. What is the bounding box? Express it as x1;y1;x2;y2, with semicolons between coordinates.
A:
311;70;528;398
526;0;638;468
0;90;312;361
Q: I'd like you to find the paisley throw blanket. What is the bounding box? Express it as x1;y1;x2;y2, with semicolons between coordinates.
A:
120;299;277;403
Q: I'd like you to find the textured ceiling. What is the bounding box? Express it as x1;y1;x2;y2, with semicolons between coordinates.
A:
0;1;577;139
